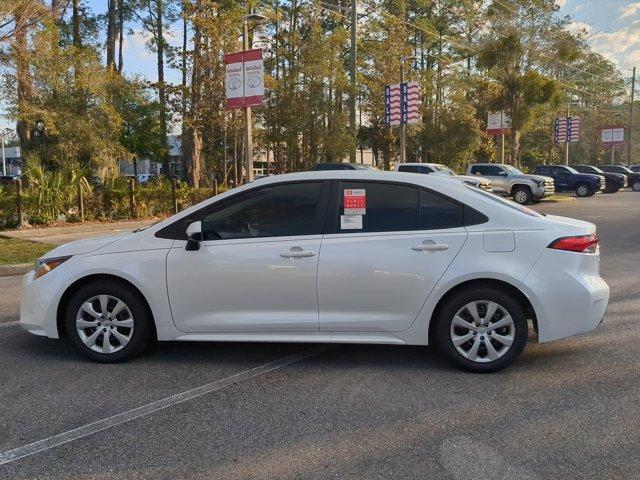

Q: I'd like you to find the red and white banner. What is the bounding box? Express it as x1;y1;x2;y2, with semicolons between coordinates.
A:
486;111;510;135
224;49;264;109
384;84;402;126
405;81;421;125
601;125;624;146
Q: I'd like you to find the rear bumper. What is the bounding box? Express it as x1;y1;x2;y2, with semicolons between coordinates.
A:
522;250;609;342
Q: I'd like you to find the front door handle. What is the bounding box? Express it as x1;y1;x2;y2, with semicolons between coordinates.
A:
412;242;449;252
279;246;316;258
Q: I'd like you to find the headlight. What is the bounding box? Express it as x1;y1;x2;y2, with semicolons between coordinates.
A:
34;256;72;280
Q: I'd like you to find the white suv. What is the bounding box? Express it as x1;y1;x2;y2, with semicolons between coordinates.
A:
20;171;608;372
396;163;493;192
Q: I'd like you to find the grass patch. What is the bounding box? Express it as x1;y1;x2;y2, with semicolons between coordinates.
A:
542;194;576;203
0;237;53;265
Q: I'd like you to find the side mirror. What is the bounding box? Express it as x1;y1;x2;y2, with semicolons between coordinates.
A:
185;221;203;251
498;171;508;177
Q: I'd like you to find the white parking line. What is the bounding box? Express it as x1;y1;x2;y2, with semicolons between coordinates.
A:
0;346;326;466
0;321;19;328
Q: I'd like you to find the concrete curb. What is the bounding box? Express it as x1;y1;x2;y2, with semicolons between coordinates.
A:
0;263;32;277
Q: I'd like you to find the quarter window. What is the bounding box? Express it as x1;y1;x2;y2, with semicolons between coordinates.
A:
420;190;463;229
201;182;324;240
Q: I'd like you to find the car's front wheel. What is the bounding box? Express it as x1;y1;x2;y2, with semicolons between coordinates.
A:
64;280;154;362
631;180;640;192
511;186;532;205
434;287;528;373
575;183;590;197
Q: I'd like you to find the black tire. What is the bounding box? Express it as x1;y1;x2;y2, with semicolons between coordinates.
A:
575;183;590;197
64;280;154;362
434;286;528;373
604;183;619;194
632;181;640;192
511;186;532;205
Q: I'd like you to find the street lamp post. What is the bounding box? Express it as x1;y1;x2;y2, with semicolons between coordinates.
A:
242;13;267;183
1;132;6;176
399;56;417;164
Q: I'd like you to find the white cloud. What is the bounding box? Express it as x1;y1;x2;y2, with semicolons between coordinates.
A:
620;2;640;19
567;21;591;35
585;20;640;71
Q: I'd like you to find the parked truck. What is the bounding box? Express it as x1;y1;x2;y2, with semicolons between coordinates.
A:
466;163;554;204
533;165;604;197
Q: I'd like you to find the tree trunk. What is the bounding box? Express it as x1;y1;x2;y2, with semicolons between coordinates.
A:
14;8;32;152
117;0;124;72
155;0;169;177
183;129;202;188
106;0;117;70
183;19;202;188
72;0;81;47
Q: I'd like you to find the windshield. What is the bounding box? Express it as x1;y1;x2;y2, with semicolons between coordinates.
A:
504;165;523;175
352;164;379;170
465;185;543;218
565;166;580;174
433;165;456;175
615;166;633;173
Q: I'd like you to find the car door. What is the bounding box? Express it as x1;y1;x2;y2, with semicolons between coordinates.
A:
166;181;330;333
317;180;468;332
472;165;506;193
552;167;570;190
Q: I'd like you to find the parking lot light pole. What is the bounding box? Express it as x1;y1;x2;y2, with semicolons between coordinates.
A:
399;56;417;164
1;133;6;176
242;13;267;183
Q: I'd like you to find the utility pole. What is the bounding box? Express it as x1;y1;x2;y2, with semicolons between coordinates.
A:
399;62;406;164
629;66;636;166
1;132;6;176
398;56;416;164
359;92;364;163
349;0;357;163
565;104;570;166
242;13;267;183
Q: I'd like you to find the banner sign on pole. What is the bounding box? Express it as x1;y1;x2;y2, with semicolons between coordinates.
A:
601;125;625;146
405;81;421;125
486;111;510;135
225;48;264;109
385;82;421;126
384;84;402;126
554;116;580;143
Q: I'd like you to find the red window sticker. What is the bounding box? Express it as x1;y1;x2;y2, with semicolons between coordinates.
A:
344;189;366;215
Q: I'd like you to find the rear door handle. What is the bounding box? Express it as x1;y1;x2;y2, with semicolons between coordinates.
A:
412;242;449;252
279;247;316;258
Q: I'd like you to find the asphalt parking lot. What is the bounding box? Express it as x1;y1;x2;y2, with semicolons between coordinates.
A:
1;191;639;480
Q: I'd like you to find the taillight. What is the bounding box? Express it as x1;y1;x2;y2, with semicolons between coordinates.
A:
548;233;599;253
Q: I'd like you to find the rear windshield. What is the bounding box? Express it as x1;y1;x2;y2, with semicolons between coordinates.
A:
465;185;543;218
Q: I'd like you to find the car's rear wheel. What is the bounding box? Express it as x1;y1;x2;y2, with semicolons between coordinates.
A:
512;186;532;205
632;181;640;192
604;183;619;194
434;287;528;373
64;280;154;362
575;183;590;197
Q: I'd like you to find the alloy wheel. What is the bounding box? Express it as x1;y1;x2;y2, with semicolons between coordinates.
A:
577;185;588;196
449;300;515;363
632;182;640;192
514;190;528;204
75;295;135;354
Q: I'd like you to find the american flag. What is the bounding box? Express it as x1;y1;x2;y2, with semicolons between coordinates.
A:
385;82;421;126
554;116;580;143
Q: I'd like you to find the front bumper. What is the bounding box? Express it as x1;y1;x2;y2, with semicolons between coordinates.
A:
19;269;64;338
533;182;555;198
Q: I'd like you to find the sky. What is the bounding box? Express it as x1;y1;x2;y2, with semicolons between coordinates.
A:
2;0;639;132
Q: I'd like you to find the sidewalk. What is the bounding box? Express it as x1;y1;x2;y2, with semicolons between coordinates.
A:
0;219;159;246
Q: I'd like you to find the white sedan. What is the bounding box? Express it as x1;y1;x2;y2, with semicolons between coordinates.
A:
19;171;609;372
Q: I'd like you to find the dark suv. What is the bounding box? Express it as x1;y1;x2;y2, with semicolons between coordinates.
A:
599;165;640;192
312;163;378;171
533;165;604;197
570;165;626;194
